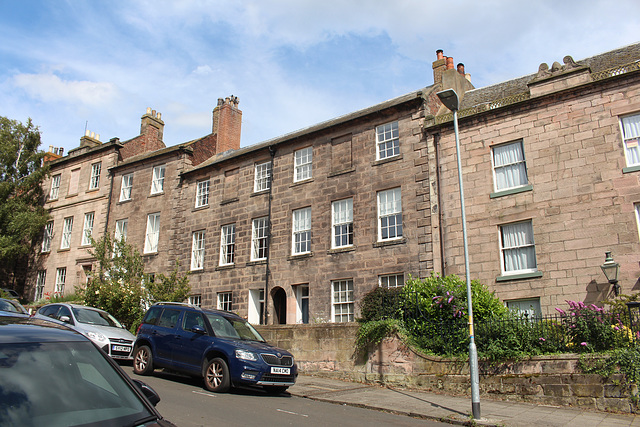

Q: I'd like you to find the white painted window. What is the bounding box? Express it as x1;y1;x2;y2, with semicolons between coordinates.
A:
332;279;354;323
89;162;101;190
120;174;133;201
376;121;399;160
114;219;128;243
150;165;165;194
35;270;46;301
188;295;202;307
50;174;61;200
492;140;528;192
81;212;94;246
191;231;205;271
248;289;265;324
41;221;54;253
55;267;66;295
219;224;236;266
506;298;541;318
621;113;640;167
254;161;272;192
500;220;537;275
296;284;310;324
195;180;210;208
217;292;232;311
251;217;269;261
61;217;73;249
377;188;402;241
292;207;311;255
379;273;404;288
294;147;313;182
144;213;160;253
332;198;353;248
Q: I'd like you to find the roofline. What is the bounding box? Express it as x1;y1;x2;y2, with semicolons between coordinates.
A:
47;140;122;167
183;88;430;175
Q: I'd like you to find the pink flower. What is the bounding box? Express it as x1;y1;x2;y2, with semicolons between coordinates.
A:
539;338;546;342
555;308;566;315
580;342;587;346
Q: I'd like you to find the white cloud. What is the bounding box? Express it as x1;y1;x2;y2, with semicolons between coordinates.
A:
12;73;118;106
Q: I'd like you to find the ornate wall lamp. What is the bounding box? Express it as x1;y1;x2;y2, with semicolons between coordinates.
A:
600;251;620;296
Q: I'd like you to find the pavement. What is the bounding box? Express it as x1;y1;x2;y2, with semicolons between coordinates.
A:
288;375;640;426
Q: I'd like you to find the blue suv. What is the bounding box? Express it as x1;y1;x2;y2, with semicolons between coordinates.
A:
133;303;297;394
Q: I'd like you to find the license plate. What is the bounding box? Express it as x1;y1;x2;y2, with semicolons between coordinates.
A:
112;345;131;353
270;367;290;375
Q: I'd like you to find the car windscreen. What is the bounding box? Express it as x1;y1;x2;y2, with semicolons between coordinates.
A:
73;307;123;328
0;300;20;313
0;340;155;427
205;313;266;342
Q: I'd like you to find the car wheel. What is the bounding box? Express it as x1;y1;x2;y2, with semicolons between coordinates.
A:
204;357;230;392
263;386;288;395
133;345;154;375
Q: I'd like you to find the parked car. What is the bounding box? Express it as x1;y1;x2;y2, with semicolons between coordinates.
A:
0;297;29;316
133;302;297;394
34;303;136;361
1;288;20;299
0;315;175;427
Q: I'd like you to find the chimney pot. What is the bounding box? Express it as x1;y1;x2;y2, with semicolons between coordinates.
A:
457;63;465;75
146;107;152;114
446;57;454;70
157;112;161;120
436;49;444;60
59;148;64;156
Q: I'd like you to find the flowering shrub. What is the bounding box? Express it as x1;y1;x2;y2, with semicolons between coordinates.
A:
556;300;628;352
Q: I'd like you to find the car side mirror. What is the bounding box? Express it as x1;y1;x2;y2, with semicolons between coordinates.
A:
192;325;206;334
132;379;161;406
59;315;71;323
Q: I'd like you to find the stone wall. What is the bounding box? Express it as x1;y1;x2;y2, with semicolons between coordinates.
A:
257;324;637;413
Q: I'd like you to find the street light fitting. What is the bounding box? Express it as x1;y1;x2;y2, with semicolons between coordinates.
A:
436;89;460;112
600;251;620;296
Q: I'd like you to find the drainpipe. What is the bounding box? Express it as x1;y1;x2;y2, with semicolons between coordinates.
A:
104;167;115;236
434;133;446;276
262;145;276;325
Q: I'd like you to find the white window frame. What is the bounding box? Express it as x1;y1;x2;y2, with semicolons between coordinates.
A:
191;231;205;271
379;273;405;288
331;198;353;249
217;292;232;311
150;165;165;195
120;174;133;201
41;221;54;253
50;174;61;200
331;279;354;323
377;188;402;241
144;213;160;253
296;284;310;324
89;162;101;190
621;113;640;168
294;147;313;182
636;203;640;241
81;212;94;246
251;217;269;261
219;224;236;266
35;270;46;301
114;219;128;243
292;207;311;255
376;121;400;160
248;289;265;324
195;180;210;208
500;220;538;275
61;217;73;249
254;161;272;193
55;267;66;295
492;140;528;192
188;295;202;307
506;298;541;318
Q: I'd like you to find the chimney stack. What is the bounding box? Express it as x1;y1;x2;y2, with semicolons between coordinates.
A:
212;95;242;153
141;108;164;141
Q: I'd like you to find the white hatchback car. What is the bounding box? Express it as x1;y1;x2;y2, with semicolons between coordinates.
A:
35;303;136;361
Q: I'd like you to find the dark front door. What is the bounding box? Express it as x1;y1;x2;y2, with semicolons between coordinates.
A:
273;288;286;325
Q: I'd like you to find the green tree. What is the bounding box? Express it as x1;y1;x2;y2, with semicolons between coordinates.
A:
80;236;190;331
0;116;49;291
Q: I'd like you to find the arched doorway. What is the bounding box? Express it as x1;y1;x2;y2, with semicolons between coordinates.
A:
272;287;287;324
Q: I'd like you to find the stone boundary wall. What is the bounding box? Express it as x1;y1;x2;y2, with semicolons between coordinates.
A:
257;324;637;413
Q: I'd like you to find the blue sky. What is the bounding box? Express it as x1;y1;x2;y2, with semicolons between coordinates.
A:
1;1;639;154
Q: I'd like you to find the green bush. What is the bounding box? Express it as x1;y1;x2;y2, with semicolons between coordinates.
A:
359;286;403;322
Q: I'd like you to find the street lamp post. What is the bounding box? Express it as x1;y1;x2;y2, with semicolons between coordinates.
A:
436;89;481;419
